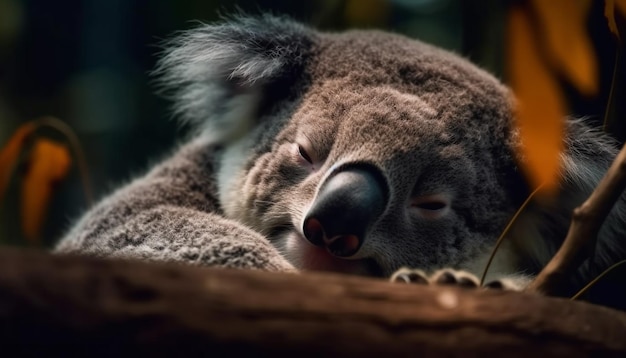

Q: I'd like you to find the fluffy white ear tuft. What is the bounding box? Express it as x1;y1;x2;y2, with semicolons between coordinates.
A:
154;14;314;143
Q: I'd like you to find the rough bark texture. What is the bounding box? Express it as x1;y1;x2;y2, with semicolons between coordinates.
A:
1;248;626;357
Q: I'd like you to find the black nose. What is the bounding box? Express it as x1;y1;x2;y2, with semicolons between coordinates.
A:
303;164;388;257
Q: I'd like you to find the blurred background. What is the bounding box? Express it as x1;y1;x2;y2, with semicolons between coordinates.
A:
0;0;621;247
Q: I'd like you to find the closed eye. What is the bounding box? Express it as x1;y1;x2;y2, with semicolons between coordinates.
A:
411;194;450;219
293;141;318;172
298;144;313;164
414;201;447;211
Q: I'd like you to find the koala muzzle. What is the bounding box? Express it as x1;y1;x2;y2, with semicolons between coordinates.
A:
303;165;389;257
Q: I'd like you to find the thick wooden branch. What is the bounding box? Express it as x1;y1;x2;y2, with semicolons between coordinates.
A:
1;248;626;356
527;143;626;296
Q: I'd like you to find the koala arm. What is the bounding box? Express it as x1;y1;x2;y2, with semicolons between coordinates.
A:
54;137;295;272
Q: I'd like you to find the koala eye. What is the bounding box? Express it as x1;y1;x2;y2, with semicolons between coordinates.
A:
298;144;313;164
294;136;321;172
411;195;450;219
415;201;447;211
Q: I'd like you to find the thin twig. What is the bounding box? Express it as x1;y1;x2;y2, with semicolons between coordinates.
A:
603;50;620;132
526;142;626;296
480;184;544;285
570;259;626;300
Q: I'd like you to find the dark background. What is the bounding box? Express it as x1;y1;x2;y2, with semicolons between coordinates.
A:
0;0;618;247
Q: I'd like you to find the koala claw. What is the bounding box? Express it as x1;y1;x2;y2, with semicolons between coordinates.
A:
390;268;429;284
431;269;480;288
390;268;516;290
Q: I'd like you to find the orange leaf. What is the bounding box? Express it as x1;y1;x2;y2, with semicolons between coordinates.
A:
618;0;626;16
0;122;37;202
530;0;598;96
20;139;71;243
605;0;626;40
507;5;566;195
606;0;621;39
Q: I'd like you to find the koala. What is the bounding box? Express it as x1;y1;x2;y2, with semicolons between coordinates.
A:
55;15;626;301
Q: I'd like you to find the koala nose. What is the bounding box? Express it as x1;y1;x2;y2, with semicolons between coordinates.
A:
303;165;388;257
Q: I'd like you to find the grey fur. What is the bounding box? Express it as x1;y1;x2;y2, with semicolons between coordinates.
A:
153;14;313;142
55;137;295;272
56;16;625;302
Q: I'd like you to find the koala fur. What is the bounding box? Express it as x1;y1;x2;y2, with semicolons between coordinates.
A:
55;15;626;300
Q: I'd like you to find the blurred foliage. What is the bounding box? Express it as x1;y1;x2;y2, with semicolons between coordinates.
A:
508;0;598;194
507;0;625;195
19;138;71;243
0;0;624;247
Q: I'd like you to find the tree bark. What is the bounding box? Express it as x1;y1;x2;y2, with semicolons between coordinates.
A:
1;248;625;357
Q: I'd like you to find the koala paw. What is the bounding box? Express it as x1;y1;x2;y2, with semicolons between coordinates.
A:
390;267;523;290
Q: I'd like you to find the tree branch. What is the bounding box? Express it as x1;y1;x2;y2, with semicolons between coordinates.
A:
0;248;625;356
527;142;626;296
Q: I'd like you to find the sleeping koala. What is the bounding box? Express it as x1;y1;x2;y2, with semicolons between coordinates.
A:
55;15;626;298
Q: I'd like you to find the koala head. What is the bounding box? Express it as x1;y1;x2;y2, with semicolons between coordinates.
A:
157;15;534;278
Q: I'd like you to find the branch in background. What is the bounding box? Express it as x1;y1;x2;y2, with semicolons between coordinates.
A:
527;142;626;296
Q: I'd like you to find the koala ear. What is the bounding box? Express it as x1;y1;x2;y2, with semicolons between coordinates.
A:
155;14;314;143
